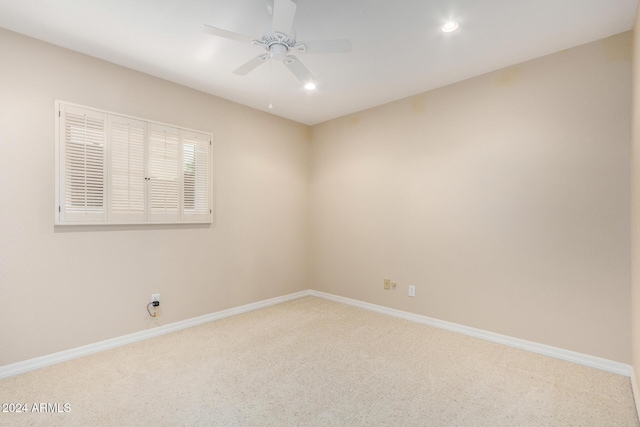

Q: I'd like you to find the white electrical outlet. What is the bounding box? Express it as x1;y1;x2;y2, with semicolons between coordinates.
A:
408;286;416;297
151;294;160;303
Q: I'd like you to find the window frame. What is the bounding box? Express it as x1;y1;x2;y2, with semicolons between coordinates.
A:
54;100;213;225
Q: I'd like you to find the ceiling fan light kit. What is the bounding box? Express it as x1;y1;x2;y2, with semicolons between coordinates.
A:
203;0;351;93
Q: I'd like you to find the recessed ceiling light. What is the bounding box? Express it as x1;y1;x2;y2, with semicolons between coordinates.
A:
442;21;459;33
304;82;316;90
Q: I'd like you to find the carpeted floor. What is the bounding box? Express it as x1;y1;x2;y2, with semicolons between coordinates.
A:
0;296;638;426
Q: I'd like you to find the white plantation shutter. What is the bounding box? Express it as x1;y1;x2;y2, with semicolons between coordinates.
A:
182;130;211;221
59;105;107;223
55;101;212;225
109;115;146;222
148;124;180;222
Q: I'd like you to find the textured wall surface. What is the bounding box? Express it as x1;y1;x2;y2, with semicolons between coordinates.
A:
0;29;310;365
0;28;633;367
310;33;632;363
631;5;640;391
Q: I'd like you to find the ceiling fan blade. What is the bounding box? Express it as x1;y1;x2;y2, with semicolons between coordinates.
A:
284;55;315;85
295;39;352;54
272;0;297;35
202;24;255;44
233;54;270;76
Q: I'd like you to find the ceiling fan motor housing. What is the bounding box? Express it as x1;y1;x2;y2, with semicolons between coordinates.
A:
262;33;296;61
269;43;288;61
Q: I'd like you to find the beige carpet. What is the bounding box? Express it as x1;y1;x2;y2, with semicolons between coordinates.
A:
0;296;638;426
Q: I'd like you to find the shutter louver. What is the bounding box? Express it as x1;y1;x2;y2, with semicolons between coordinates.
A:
109;116;145;222
183;131;211;221
148;124;180;222
60;105;107;222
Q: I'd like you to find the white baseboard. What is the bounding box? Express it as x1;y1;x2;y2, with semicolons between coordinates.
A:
1;289;632;380
309;290;632;377
0;290;311;380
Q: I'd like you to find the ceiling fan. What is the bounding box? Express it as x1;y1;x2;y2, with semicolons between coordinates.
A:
203;0;352;89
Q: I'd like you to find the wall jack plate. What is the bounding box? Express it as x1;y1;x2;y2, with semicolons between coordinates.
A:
151;294;160;304
408;286;416;297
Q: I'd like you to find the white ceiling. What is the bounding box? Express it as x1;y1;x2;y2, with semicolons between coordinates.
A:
0;0;636;125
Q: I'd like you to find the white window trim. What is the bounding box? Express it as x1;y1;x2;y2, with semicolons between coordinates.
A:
55;100;213;225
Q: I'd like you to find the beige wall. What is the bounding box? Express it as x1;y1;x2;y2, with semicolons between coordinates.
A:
310;33;632;363
632;4;640;390
1;27;634;368
0;29;310;366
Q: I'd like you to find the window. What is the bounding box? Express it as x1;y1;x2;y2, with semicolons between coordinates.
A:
55;101;212;225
